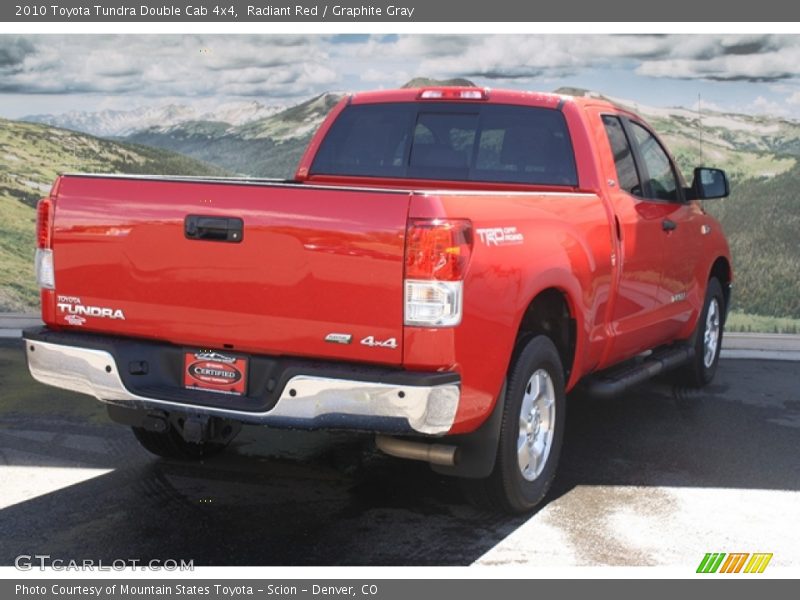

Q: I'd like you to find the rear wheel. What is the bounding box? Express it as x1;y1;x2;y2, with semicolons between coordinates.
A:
679;277;725;387
465;335;566;514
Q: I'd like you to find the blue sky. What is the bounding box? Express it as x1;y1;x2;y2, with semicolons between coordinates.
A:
2;34;800;119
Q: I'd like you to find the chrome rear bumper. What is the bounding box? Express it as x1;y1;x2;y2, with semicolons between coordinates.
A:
25;338;460;435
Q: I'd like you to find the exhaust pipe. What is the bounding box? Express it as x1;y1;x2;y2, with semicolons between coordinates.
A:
375;435;459;467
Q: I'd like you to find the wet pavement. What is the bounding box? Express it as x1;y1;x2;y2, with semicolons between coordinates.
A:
0;338;798;567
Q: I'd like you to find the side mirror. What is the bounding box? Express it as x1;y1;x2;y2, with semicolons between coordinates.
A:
689;167;729;200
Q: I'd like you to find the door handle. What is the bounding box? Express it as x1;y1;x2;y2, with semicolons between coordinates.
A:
662;219;677;232
185;215;243;242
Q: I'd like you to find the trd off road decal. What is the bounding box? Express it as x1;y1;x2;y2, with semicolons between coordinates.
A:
475;227;524;246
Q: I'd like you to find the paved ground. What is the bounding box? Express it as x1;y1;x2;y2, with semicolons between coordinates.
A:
721;333;800;361
0;338;798;567
0;314;42;339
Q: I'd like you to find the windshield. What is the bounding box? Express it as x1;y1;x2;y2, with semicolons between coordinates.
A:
310;102;578;186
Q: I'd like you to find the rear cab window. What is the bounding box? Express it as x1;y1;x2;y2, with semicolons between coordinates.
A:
311;102;578;186
601;115;643;196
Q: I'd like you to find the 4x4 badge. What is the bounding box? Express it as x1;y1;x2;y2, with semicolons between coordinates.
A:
360;336;398;349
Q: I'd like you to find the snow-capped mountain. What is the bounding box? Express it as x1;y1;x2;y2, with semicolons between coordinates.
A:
232;92;342;141
124;93;344;178
206;100;286;127
23;101;285;137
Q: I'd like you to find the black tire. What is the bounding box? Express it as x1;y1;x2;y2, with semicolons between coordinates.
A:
679;277;725;387
465;335;566;514
131;426;228;460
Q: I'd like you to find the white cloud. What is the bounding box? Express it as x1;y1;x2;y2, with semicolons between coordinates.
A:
346;35;800;84
359;67;411;85
0;35;337;99
5;34;800;101
635;49;800;82
748;95;790;116
786;91;800;105
4;34;800;120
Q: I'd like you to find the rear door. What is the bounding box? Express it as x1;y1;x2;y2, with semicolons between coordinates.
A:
599;114;670;361
625;121;703;336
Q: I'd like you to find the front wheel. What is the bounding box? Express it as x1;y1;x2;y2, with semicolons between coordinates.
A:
679;277;725;387
466;335;566;514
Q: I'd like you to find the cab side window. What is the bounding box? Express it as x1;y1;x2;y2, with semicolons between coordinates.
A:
629;122;679;202
602;115;642;196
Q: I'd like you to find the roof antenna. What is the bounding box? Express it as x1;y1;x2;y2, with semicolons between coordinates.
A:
697;93;703;164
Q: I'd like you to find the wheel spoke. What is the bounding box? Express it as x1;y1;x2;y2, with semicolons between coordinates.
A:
527;448;538;476
532;437;546;463
703;298;721;368
526;376;540;403
517;434;530;474
520;392;534;423
517;368;557;482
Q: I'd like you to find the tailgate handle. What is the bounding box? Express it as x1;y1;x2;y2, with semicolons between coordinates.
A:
185;215;243;243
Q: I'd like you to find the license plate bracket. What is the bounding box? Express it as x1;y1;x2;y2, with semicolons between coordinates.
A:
183;350;248;396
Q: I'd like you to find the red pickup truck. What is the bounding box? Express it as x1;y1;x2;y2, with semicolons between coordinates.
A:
24;87;732;513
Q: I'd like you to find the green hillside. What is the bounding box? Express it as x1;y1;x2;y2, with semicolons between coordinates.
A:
0;118;227;311
0;195;38;311
648;116;796;184
126;127;307;178
705;165;800;319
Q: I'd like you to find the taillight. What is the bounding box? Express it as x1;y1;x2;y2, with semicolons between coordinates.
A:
418;88;489;101
404;219;472;327
35;197;55;289
405;219;472;281
36;197;53;249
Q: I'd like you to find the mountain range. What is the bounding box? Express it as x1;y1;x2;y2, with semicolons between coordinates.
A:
4;80;800;324
24;100;287;138
24;82;800;182
122;93;342;178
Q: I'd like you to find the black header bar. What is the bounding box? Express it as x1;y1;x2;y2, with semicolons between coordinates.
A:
3;0;799;22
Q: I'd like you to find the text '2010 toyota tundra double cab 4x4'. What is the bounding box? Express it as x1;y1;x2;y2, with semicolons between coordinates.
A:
25;87;732;513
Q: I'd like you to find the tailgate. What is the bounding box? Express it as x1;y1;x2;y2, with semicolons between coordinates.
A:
48;175;410;365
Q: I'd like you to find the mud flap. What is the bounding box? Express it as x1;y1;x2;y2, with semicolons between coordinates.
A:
431;382;506;479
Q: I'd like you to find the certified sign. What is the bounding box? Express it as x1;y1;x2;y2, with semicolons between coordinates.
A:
183;350;248;395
